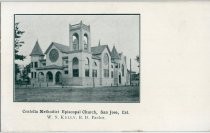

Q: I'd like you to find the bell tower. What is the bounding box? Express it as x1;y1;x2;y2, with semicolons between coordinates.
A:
68;21;93;85
69;21;91;52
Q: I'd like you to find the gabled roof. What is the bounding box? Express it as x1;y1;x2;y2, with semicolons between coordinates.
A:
111;46;120;59
45;42;70;54
92;55;101;60
91;45;111;55
30;41;44;56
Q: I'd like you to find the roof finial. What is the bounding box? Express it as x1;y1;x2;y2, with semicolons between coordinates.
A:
98;40;101;46
36;39;39;44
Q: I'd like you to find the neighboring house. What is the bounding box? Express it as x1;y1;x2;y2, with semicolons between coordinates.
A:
127;70;139;85
30;21;128;86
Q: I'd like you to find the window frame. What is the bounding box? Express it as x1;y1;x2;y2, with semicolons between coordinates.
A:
73;69;79;77
35;62;38;68
111;71;114;78
64;70;69;74
85;69;89;77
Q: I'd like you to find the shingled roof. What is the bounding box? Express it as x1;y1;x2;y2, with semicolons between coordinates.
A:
91;45;111;55
92;55;101;60
45;42;70;54
111;46;120;59
30;41;44;56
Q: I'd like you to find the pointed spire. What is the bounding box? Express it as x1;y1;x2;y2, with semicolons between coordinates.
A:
111;45;120;59
30;40;44;56
98;40;101;46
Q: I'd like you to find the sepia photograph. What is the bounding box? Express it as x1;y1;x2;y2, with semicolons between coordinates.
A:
14;14;140;102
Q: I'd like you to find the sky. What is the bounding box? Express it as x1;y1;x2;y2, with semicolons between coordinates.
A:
15;15;140;72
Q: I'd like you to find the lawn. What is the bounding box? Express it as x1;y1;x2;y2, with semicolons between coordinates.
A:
14;86;140;102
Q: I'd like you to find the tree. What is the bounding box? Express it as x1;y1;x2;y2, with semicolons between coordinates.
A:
22;63;31;84
14;22;25;81
15;22;25;61
15;64;20;82
135;55;140;68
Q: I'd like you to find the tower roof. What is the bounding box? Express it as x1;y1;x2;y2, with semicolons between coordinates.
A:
70;20;90;31
30;40;44;56
111;46;120;59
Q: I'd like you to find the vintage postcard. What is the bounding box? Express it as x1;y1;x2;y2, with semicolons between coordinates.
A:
2;1;210;132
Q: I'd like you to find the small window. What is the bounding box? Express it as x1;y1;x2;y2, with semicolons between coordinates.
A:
31;72;33;78
65;60;68;64
34;72;36;78
115;64;118;68
43;63;46;66
111;65;113;68
64;70;68;74
35;62;38;68
85;69;89;77
84;43;88;50
111;71;113;78
73;69;79;77
85;57;89;66
31;62;33;68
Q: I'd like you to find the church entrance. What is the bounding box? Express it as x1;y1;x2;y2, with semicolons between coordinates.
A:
55;71;62;84
46;71;53;82
119;74;121;84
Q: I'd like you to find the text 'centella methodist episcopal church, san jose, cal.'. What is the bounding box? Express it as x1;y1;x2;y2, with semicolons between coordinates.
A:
30;21;129;86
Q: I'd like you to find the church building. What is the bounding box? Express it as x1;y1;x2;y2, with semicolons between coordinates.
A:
30;21;128;86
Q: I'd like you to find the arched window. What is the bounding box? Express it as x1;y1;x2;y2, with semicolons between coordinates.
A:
85;57;89;66
122;64;124;76
84;33;88;50
73;57;79;66
103;53;109;78
55;71;62;84
46;71;53;82
72;57;79;77
72;33;79;50
103;53;109;68
38;72;44;82
85;57;90;77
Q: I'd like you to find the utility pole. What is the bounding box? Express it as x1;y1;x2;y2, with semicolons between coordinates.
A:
93;71;95;88
130;58;132;86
